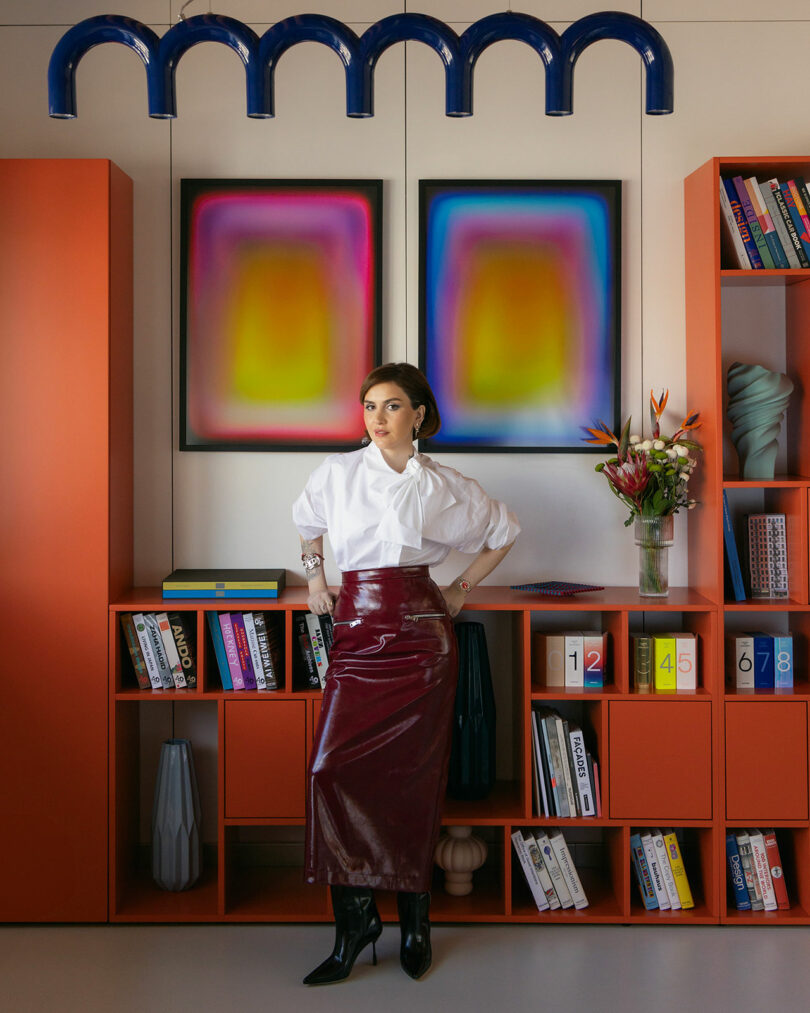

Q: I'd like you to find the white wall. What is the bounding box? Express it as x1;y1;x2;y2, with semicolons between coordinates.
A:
3;1;809;590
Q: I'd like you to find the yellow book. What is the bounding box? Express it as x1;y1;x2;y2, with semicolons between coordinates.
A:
663;829;694;909
653;635;677;692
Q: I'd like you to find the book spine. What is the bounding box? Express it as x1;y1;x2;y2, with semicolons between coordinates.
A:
653;635;677;692
760;180;800;268
730;635;755;690
762;829;790;911
591;758;602;817
231;613;257;690
769;179;810;266
242;611;267;690
132;614;164;689
143;612;175;688
582;631;606;688
632;634;652;693
207;611;232;690
542;714;567;817
162;589;280;598
780;182;810;262
294;614;320;689
168;612;197;688
569;727;596;817
564;633;584;689
543;635;566;687
653;831;681;910
549;830;589;909
525;831;560;909
218;613;245;690
745;176;787;268
531;712;550;817
752;633;774;690
675;632;697;691
120;613;152;690
788;180;810;247
535;831;573;908
630;832;658;909
724;178;762;267
719;175;753;267
530;718;546;817
252;612;279;690
736;832;764;909
306;613;330;690
641;832;671;910
554;715;577;817
722;490;746;602
156;611;187;688
773;635;794;690
510;830;549;912
733;176;772;267
663;830;694;909
561;719;581;817
725;833;752;911
748;830;777;911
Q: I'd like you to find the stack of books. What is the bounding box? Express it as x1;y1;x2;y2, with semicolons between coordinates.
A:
121;612;197;690
511;827;589;912
530;707;600;818
719;173;810;269
533;631;608;689
630;829;694;911
207;612;282;690
293;613;334;690
726;830;790;911
632;632;697;692
162;568;286;599
726;633;793;690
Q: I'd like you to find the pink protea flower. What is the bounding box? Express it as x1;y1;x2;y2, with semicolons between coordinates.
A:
602;454;650;509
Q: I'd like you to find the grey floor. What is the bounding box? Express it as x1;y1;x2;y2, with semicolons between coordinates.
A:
2;923;810;1013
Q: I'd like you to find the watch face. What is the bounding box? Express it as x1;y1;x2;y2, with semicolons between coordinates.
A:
459;579;471;593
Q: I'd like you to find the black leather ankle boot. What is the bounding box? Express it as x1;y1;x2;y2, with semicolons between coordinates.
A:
303;885;382;986
396;890;432;979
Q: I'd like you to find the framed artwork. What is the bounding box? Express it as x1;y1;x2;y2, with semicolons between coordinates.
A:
180;179;382;451
419;179;621;452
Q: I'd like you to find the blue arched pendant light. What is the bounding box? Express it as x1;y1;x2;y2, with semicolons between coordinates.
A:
48;10;674;120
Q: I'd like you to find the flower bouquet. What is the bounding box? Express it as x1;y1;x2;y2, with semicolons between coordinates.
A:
583;391;701;595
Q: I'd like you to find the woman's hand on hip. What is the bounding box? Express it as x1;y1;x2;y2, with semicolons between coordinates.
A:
308;590;336;616
441;585;466;618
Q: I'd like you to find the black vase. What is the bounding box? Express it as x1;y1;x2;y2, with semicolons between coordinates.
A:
447;621;496;800
152;738;202;891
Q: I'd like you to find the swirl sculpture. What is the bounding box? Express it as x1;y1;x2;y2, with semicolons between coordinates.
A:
727;361;794;480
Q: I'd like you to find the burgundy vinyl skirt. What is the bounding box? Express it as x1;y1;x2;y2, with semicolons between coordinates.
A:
305;565;458;892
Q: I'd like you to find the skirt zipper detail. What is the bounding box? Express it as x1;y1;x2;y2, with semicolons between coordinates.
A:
404;613;446;622
332;618;363;628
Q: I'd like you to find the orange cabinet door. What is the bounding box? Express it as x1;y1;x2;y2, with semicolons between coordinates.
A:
609;701;712;820
725;701;808;821
225;701;308;818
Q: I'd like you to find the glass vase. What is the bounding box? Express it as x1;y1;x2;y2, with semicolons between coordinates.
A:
634;515;674;597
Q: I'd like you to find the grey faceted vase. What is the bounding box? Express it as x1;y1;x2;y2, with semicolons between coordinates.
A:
152;738;202;891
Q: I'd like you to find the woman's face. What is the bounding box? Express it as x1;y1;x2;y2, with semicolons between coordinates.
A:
362;381;425;454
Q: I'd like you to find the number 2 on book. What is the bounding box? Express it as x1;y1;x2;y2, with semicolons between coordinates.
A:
585;651;600;672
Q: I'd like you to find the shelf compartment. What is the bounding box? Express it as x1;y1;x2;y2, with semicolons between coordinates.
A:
723;827;810;923
628;827;716;923
112;609;202;695
529;611;624;694
202;609;286;693
628;610;718;695
529;700;606;821
724;610;810;695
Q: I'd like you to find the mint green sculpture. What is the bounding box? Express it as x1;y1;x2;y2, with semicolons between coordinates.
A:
727;361;794;480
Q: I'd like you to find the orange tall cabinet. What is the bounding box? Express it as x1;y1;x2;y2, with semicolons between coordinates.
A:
0;160;133;920
685;156;810;923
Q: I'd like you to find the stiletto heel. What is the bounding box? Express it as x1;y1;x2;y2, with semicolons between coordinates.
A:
303;885;382;986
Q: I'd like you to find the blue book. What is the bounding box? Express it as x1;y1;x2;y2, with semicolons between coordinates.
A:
751;632;775;690
723;178;762;268
163;588;279;598
773;634;794;690
726;833;752;910
722;492;746;601
629;833;658;910
206;611;233;690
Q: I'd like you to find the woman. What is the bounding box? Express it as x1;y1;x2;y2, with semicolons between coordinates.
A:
292;362;519;985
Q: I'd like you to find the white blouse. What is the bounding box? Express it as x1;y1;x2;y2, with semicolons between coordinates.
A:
292;443;521;572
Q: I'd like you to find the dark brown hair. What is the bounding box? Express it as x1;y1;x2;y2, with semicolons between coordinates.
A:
359;362;441;439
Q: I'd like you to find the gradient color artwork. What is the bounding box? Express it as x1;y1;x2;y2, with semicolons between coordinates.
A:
419;180;620;451
181;179;381;450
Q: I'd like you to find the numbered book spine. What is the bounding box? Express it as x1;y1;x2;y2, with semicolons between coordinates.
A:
653;635;677;692
242;612;268;690
305;612;330;690
156;611;187;688
252;612;279;690
748;830;777;911
773;635;793;690
143;613;175;689
120;613;152;690
218;613;245;690
525;831;560;910
568;725;596;817
762;830;790;911
641;832;671;910
630;833;658;909
735;831;764;910
564;633;584;689
510;830;550;912
132;614;164;689
168;612;197;688
728;635;755;690
653;830;681;910
663;830;694;910
632;634;652;693
725;832;752;911
675;632;697;691
582;631;606;688
549;829;589;909
751;632;775;690
535;831;573;908
543;634;565;688
207;612;232;690
230;613;257;690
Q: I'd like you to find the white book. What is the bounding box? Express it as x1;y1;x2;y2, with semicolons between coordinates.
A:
305;612;330;689
242;612;268;690
734;636;755;690
549;829;589;910
525;831;560;910
511;830;549;912
641;832;671;910
652;830;681;910
554;715;578;817
132;612;163;689
531;712;550;817
568;725;595;817
675;632;697;691
748;829;778;911
564;633;584;688
143;613;175;688
156;611;187;688
535;831;573;908
544;635;565;687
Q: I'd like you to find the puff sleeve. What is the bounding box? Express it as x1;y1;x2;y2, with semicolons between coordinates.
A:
292;458;332;540
425;463;520;554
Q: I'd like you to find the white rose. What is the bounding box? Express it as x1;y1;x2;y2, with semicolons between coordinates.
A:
629;434;641;444
675;445;689;457
639;440;653;452
653;440;665;450
666;448;678;459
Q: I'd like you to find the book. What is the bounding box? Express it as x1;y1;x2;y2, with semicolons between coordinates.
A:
759;179;798;267
252;612;280;690
748;514;788;599
723;178;762;268
525;830;560;910
751;631;774;690
218;613;245;690
305;613;333;690
733;176;772;268
722;491;746;602
539;710;567;817
641;832;670;910
630;832;657;909
568;724;596;817
142;612;175;689
511;830;550;912
535;830;574;909
762;829;790;911
591;758;602;817
531;710;552;817
780;181;810;262
632;634;652;693
548;829;589;909
157;611;188;689
564;632;584;689
748;829;777;911
662;829;694;909
206;611;233;690
582;631;607;688
293;613;320;689
168;612;197;688
242;612;268;690
773;634;793;690
735;831;764;910
726;832;752;911
120;613;152;690
745;176;788;268
162;568;286;598
551;712;575;818
541;633;565;688
230;613;258;690
652;830;681;910
787;180;810;253
674;631;697;691
768;178;809;267
719;175;752;267
653;634;676;692
561;719;581;816
727;634;754;690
